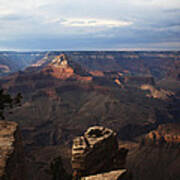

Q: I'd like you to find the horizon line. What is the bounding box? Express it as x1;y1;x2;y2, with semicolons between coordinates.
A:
0;49;180;53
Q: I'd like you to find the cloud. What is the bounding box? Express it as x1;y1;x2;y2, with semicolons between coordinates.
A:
163;8;180;13
0;0;180;50
60;18;132;27
0;8;13;16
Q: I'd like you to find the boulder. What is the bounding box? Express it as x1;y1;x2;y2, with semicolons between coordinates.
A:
72;126;128;178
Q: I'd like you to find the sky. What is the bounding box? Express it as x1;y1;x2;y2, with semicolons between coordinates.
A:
0;0;180;50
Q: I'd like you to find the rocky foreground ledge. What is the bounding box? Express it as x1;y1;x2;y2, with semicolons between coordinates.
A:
81;169;127;180
0;121;26;180
72;126;130;179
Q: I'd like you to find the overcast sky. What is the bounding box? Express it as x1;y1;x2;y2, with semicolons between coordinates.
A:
0;0;180;50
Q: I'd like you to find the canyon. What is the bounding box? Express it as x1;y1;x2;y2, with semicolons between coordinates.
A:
0;51;179;180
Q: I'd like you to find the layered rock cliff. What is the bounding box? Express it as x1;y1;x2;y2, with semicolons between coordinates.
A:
42;54;75;80
72;126;128;179
126;123;180;180
143;123;180;145
1;51;180;79
0;121;26;180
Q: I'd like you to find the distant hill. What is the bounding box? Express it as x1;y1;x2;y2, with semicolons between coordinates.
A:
0;51;180;80
0;52;46;75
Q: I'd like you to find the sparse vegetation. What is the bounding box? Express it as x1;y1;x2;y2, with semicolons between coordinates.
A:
0;89;22;119
45;156;71;180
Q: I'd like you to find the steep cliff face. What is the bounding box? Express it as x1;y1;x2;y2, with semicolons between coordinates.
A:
144;123;180;145
42;54;92;82
126;123;180;180
72;126;128;179
42;54;75;80
67;51;180;79
0;121;26;180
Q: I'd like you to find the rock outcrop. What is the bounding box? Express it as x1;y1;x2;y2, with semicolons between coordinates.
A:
128;123;180;180
89;71;105;77
0;65;10;73
114;79;124;88
0;121;26;180
81;169;129;180
143;123;180;146
42;54;75;80
72;126;128;178
41;54;93;82
140;84;174;100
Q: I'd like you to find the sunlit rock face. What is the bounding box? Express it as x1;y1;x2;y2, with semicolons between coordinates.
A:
0;121;26;180
42;54;75;80
72;126;128;178
144;123;180;145
81;169;129;180
0;65;10;73
140;84;174;100
41;54;93;82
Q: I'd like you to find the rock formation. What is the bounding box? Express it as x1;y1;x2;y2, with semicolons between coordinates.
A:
140;84;174;100
39;54;93;82
0;65;10;73
42;54;75;80
0;121;26;180
143;123;180;145
81;169;128;180
72;126;128;179
114;79;124;88
128;123;180;180
89;71;105;77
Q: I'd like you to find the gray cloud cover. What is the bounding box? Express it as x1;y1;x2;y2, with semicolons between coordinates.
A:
0;0;180;50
